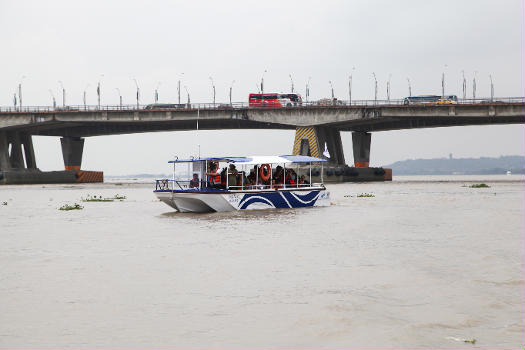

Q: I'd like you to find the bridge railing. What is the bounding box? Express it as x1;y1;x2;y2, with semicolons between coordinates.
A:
1;97;524;113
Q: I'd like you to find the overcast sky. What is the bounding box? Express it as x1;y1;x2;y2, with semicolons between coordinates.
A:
1;0;523;174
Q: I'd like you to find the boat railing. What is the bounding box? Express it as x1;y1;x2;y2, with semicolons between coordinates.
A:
156;178;323;192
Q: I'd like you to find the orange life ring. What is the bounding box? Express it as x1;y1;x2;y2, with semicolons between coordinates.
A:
259;164;271;181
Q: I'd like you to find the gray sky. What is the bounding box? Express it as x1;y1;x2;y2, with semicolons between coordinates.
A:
1;0;523;174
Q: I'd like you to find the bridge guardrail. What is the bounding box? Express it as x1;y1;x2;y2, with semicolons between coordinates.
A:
1;97;524;113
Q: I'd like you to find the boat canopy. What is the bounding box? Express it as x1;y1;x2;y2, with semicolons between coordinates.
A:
168;155;327;164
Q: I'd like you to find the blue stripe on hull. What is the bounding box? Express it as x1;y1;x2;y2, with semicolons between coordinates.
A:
239;191;320;210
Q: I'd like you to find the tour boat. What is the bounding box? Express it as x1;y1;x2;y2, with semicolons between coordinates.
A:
154;155;330;212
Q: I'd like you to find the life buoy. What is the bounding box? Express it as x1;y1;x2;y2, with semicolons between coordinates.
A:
259;164;271;181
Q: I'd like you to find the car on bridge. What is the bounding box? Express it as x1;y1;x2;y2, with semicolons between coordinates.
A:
403;95;458;105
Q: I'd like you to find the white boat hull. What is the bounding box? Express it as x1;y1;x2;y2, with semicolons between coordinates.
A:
155;189;330;213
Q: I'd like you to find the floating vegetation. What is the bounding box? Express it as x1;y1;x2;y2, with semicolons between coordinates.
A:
81;194;126;202
2;201;7;206
357;193;375;198
470;183;490;188
82;195;114;202
464;339;476;344
59;203;83;211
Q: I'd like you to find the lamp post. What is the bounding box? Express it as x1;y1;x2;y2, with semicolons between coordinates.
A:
58;80;66;107
387;73;392;101
177;73;184;105
97;74;104;109
133;78;140;109
441;64;448;97
48;89;56;109
348;67;355;105
184;86;190;106
154;82;161;104
472;71;477;99
83;84;90;109
13;93;17;109
261;69;267;95
489;75;494;101
289;74;294;93
328;80;334;99
229;80;235;105
461;70;466;100
18;75;26;110
372;73;377;103
407;78;412;97
306;76;311;103
209;76;216;105
115;88;122;108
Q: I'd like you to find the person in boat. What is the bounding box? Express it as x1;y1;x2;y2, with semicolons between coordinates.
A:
285;169;297;186
228;164;239;189
272;166;284;188
189;173;200;188
206;162;222;189
298;175;309;185
246;169;256;187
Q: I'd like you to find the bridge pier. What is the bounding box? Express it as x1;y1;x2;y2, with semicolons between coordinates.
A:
0;131;37;170
292;127;390;182
352;131;371;167
61;137;84;171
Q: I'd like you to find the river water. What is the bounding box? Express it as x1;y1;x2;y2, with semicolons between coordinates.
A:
1;175;524;349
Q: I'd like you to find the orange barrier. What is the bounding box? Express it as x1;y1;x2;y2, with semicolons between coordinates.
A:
354;162;369;168
65;165;81;171
75;171;103;183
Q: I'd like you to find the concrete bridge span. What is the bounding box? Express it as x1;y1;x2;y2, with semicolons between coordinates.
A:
1;100;524;183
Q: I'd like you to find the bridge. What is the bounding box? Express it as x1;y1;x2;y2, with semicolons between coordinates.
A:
1;98;524;184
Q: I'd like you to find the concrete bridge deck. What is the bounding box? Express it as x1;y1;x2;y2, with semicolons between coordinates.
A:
1;98;524;184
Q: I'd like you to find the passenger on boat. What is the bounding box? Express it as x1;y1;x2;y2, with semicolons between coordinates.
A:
272;166;284;188
228;164;239;189
285;169;297;186
246;169;256;187
206;162;222;188
189;174;200;188
298;175;309;185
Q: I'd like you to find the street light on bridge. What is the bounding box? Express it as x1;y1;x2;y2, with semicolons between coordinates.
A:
209;76;216;105
261;69;267;94
385;76;389;101
372;73;377;103
184;86;190;106
58;80;66;107
305;76;311;103
48;89;56;109
229;80;235;105
489;75;494;101
441;64;448;97
154;82;161;104
328;80;334;99
461;70;467;100
348;67;355;105
407;77;412;97
115;88;123;108
177;73;184;105
97;74;104;109
83;84;90;109
133;78;140;109
472;71;478;99
18;75;26;110
289;74;294;93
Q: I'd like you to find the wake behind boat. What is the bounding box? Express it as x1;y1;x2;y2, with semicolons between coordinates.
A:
154;155;330;213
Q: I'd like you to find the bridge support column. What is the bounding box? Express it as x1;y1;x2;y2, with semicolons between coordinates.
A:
21;133;37;169
8;133;25;169
292;126;345;165
0;131;10;171
61;137;84;171
352;131;371;167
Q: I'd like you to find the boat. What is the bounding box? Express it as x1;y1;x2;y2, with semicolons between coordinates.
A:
154;155;330;212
